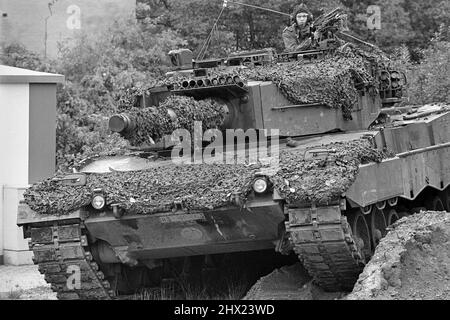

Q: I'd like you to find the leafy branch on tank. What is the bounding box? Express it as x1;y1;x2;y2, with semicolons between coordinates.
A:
112;95;228;146
23;138;392;216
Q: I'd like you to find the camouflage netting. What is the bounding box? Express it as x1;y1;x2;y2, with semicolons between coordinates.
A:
24;138;388;215
238;49;378;120
117;46;384;124
272;139;387;204
24;163;260;215
120;95;227;145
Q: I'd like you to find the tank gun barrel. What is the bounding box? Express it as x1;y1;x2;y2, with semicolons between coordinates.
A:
109;114;135;134
109;96;230;146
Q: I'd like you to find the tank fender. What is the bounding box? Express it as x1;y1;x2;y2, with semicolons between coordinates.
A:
17;202;85;226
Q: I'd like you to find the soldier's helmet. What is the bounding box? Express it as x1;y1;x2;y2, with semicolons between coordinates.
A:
292;3;313;25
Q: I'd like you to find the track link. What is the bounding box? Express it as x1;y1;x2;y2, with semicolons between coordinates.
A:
286;205;365;291
29;221;114;300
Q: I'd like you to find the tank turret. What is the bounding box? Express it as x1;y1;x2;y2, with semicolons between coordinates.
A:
111;44;395;148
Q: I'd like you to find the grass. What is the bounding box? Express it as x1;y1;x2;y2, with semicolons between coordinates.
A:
133;274;251;300
0;285;56;300
133;260;256;300
0;285;23;300
131;250;299;300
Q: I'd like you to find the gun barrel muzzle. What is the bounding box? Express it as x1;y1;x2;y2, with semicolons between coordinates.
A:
109;114;133;133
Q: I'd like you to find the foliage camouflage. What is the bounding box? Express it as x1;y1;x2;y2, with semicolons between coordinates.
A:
238;48;378;120
23;138;387;215
116;45;384;127
120;95;227;145
272;138;387;204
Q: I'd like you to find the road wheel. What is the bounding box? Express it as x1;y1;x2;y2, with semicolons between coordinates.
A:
385;209;400;227
439;189;450;212
369;206;387;248
348;211;372;261
425;195;445;211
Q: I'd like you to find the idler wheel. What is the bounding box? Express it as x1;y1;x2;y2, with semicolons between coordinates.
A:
348;212;372;261
369;206;387;248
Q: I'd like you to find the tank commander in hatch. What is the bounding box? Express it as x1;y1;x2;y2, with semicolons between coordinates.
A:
282;4;318;52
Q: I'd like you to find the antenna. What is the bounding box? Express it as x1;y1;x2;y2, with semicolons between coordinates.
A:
225;0;291;17
196;0;291;60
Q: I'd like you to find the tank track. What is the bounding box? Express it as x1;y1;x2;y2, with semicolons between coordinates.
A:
29;220;115;300
286;206;365;291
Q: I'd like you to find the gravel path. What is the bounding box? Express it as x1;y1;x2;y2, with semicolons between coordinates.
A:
0;265;56;300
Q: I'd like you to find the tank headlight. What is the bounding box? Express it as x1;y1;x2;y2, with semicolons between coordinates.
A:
92;195;106;210
253;178;268;194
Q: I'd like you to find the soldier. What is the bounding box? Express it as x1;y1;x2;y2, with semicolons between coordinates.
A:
282;4;318;52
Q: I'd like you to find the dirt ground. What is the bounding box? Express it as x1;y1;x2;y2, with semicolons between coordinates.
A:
0;265;56;300
245;211;450;300
244;263;345;300
347;211;450;300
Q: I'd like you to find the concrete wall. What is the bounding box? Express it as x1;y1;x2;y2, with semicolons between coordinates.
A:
0;0;136;57
0;84;30;186
2;187;31;264
0;65;63;265
0;83;31;264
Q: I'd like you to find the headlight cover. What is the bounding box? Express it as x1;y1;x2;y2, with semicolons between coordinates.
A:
253;178;268;194
92;195;106;210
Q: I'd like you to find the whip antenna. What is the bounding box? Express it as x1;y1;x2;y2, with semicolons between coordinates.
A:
196;0;291;60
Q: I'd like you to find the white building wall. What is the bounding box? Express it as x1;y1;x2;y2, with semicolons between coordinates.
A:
0;184;3;264
3;187;32;264
0;83;29;185
0;83;31;264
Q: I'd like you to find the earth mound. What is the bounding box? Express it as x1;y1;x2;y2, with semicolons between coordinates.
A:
244;211;450;300
347;211;450;300
243;263;344;300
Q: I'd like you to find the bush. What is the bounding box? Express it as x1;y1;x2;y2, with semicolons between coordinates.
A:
391;26;450;105
0;43;56;73
1;15;186;172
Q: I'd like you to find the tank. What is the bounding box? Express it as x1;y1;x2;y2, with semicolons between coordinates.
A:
16;26;450;300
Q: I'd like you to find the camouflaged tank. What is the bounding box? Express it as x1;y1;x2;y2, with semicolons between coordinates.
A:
17;39;450;299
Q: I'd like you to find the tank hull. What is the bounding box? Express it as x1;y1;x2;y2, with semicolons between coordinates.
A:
84;198;284;261
18;109;450;296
